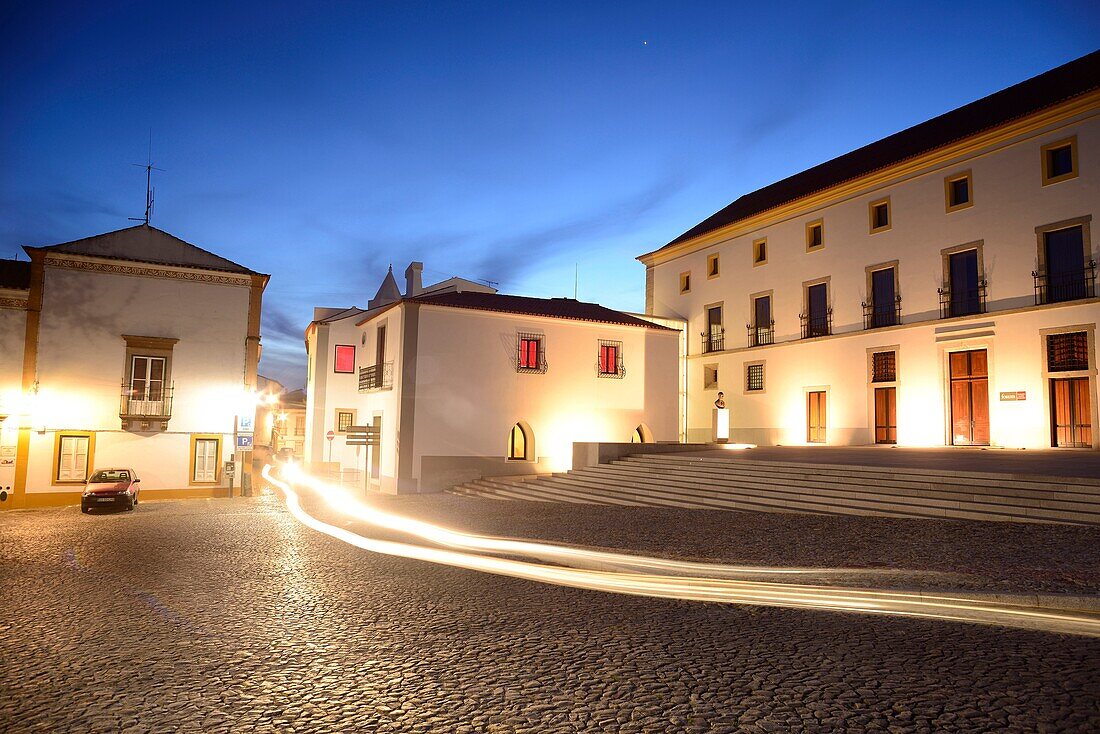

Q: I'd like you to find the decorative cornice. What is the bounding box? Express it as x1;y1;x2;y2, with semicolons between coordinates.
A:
44;254;252;286
0;297;28;310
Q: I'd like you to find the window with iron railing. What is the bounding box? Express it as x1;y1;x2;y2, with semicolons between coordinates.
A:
597;340;625;378
358;361;394;391
862;295;901;329
871;351;897;383
516;333;547;373
1047;332;1089;372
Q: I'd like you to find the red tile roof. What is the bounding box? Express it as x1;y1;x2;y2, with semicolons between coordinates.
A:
408;291;675;330
649;49;1100;255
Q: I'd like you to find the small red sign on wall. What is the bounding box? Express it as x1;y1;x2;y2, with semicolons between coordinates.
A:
999;391;1026;401
334;345;355;373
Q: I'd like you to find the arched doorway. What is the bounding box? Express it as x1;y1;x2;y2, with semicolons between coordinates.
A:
508;422;534;461
630;423;653;443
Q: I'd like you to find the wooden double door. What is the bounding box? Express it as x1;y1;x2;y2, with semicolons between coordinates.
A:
874;387;897;444
1052;378;1092;448
949;349;990;446
807;391;827;443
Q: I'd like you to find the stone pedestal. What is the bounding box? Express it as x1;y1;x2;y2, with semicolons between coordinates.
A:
712;408;730;444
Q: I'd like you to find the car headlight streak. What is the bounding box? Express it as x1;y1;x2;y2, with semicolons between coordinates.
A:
263;465;1100;638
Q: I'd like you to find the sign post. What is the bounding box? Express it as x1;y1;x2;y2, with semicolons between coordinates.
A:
345;425;380;494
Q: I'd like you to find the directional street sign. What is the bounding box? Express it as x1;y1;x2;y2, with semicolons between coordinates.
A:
236;434;254;450
345;425;380;447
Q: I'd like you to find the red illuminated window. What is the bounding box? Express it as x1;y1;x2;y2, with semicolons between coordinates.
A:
334;345;355;374
519;337;541;370
597;340;624;378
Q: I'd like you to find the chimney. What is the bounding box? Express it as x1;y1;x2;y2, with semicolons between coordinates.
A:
404;261;423;296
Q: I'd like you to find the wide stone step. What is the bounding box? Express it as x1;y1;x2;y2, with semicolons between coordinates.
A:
540;471;1073;523
527;475;951;520
625;455;1100;493
582;463;1100;515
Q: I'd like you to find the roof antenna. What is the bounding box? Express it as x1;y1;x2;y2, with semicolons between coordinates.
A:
574;262;579;299
129;130;164;226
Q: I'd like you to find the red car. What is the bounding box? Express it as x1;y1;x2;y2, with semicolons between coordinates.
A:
81;468;141;513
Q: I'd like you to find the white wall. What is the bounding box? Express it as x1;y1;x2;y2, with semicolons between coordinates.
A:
21;264;250;493
651;109;1100;449
411;305;679;474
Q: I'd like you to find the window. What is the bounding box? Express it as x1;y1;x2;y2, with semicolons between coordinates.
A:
597;340;624;378
866;265;899;329
336;410;355;433
517;333;546;373
803;281;830;338
1041;136;1078;185
806;220;824;251
703;364;719;390
753;238;767;266
703;304;723;353
334;345;355;373
130;356;166;400
679;271;691;294
1039;225;1092;304
750;294;773;347
56;434;91;483
707;253;720;279
1048;332;1089;372
745;363;764;392
944;171;973;212
869;198;891;233
872;351;897;382
946;248;983;317
294;415;306;435
507;423;529;461
376;325;387;366
192;437;219;483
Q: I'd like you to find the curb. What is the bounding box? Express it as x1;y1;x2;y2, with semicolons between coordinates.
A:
914;589;1100;614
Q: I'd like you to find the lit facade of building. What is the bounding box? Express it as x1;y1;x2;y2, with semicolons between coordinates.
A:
0;225;267;508
305;263;679;493
640;52;1099;451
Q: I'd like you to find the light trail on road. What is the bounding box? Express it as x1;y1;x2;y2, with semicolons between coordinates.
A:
263;465;1100;637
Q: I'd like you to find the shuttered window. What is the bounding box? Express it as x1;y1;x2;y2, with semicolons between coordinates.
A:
193;439;219;483
57;435;89;482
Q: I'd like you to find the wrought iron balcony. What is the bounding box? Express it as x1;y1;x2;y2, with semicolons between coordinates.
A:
120;385;173;420
861;295;902;329
1033;262;1096;305
359;361;394;392
701;331;725;354
746;322;774;347
799;309;832;339
938;280;987;318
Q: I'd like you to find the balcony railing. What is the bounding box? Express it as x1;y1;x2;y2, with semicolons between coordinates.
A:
1033;262;1097;305
800;309;832;339
701;331;725;354
938;280;988;319
862;295;902;330
746;322;774;347
359;361;394;392
120;385;173;419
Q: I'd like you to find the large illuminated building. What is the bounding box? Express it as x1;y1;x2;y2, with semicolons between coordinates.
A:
640;51;1099;450
0;225;267;508
305;263;679;493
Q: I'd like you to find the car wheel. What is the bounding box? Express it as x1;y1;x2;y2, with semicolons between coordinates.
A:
81;506;89;514
128;497;136;511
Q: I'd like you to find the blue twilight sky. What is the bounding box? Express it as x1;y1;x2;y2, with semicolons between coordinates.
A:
2;2;1098;387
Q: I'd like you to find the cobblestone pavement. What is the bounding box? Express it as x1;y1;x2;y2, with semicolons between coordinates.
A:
2;496;1099;733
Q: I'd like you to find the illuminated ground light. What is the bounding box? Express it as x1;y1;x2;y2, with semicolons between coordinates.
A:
262;465;1100;637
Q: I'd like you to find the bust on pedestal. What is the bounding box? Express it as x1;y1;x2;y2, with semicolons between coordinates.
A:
712;392;729;443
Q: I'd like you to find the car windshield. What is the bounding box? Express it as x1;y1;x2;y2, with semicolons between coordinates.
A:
90;470;129;482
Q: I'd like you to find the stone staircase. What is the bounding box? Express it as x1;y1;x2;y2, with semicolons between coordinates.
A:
448;453;1100;525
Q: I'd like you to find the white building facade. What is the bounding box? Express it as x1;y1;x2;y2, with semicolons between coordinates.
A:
0;225;267;509
641;51;1099;451
306;264;680;493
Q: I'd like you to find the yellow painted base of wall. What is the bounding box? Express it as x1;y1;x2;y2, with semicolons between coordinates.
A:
5;487;231;510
